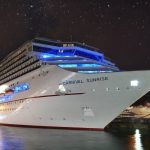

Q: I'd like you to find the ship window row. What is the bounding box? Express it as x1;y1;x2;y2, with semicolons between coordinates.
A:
0;62;41;85
0;50;28;72
0;55;30;75
9;82;20;88
0;49;28;72
0;108;16;111
0;56;38;77
0;47;29;69
0;61;40;84
0;58;39;80
0;100;24;106
0;56;32;76
0;49;24;68
0;53;25;72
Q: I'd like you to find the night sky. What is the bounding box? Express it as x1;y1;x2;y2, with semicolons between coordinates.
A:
0;0;150;70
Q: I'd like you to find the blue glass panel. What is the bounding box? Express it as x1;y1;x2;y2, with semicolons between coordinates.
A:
33;45;103;61
13;83;30;93
32;43;119;71
33;45;58;55
0;83;30;103
75;50;99;61
0;95;13;102
57;49;75;56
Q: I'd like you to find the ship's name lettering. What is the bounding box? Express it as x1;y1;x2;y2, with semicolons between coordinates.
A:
61;77;108;85
86;76;108;82
62;80;84;85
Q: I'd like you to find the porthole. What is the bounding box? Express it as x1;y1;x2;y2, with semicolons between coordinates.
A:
92;89;95;92
106;88;109;91
116;87;120;91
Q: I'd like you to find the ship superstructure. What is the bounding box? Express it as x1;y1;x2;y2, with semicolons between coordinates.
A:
0;38;119;85
0;38;149;130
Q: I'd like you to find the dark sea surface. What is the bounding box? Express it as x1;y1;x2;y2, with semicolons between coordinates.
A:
0;126;149;150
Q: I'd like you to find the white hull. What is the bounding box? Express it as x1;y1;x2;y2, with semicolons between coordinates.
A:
0;65;150;130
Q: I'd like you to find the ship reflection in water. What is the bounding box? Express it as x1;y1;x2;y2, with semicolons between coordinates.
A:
0;127;150;150
134;129;143;150
128;129;143;150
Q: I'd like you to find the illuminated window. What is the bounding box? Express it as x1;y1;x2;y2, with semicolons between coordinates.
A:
13;83;30;93
130;80;139;87
0;95;12;102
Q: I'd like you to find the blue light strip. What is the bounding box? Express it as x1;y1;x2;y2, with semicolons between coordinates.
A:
78;70;112;74
58;64;101;68
42;54;54;58
58;64;78;68
79;64;101;67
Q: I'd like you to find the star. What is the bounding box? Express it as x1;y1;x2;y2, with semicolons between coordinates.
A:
0;0;149;71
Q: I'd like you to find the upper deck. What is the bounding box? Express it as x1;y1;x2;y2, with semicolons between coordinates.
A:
32;38;119;72
0;38;119;85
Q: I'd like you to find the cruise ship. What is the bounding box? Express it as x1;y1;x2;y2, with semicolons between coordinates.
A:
0;38;150;130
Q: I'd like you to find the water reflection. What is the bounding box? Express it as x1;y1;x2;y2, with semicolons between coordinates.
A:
0;126;127;150
0;126;149;150
0;127;24;150
134;129;143;150
128;129;143;150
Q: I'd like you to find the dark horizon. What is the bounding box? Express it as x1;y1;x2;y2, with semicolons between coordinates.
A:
0;0;150;71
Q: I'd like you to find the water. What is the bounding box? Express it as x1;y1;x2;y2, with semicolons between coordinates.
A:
0;126;149;150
